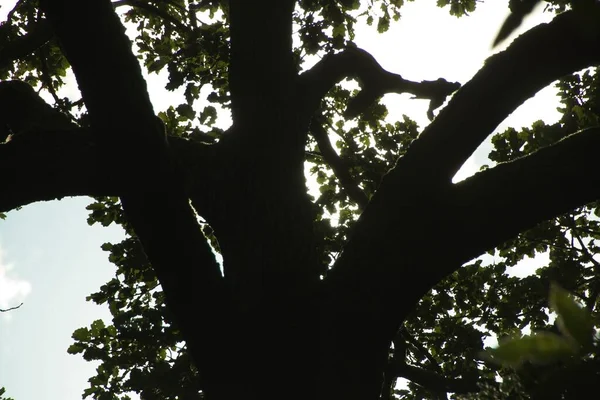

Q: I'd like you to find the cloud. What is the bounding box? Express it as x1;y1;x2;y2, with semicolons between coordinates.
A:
0;244;32;312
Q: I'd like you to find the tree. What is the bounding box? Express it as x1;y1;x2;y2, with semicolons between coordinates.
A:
1;0;600;399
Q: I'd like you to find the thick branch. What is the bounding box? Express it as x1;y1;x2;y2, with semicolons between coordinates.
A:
319;7;600;398
228;0;296;127
0;130;112;211
310;117;369;208
298;46;460;120
0;80;75;141
328;9;600;302
0;131;217;213
386;7;600;190
449;126;600;269
37;1;237;398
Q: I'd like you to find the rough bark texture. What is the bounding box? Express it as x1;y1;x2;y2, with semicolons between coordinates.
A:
2;1;600;399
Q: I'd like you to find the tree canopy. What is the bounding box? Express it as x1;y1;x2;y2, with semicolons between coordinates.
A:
1;0;600;399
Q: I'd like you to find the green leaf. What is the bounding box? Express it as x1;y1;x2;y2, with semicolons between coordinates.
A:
67;343;86;354
376;16;390;33
90;319;106;336
483;332;577;368
72;327;90;341
199;105;217;126
549;282;595;350
176;103;196;120
332;23;345;38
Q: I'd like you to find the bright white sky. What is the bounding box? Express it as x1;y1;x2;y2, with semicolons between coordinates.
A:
0;1;560;399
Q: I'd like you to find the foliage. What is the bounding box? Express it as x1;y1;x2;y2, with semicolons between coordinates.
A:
0;388;14;400
2;0;600;399
483;283;596;367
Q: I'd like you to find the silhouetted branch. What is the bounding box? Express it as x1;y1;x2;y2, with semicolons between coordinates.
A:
229;0;296;126
384;8;600;190
401;328;443;374
38;2;237;398
320;8;600;397
0;302;23;312
310;116;369;208
453;126;600;267
391;362;481;395
299;46;460;120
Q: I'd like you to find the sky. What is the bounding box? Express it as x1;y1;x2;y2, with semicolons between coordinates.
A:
0;1;561;399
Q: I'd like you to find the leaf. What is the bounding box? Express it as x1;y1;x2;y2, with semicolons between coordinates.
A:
549;282;595;350
492;0;542;47
376;16;390;33
67;343;86;355
72;327;90;341
483;332;577;368
176;103;196;120
90;319;106;336
199;105;217;126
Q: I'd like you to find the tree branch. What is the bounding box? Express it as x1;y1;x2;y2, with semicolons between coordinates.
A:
450;126;600;270
298;46;460;121
229;0;296;127
385;7;600;190
0;131;217;213
391;362;480;395
0;79;75;142
37;1;237;397
310;116;369;208
0;80;219;213
0;302;23;312
319;6;600;398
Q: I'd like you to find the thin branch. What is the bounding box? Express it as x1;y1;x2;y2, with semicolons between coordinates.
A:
310;116;369;208
298;46;460;121
387;329;481;395
571;228;600;271
391;362;481;395
0;302;23;312
37;47;62;105
569;224;600;310
229;0;296;126
400;328;444;374
572;225;600;238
